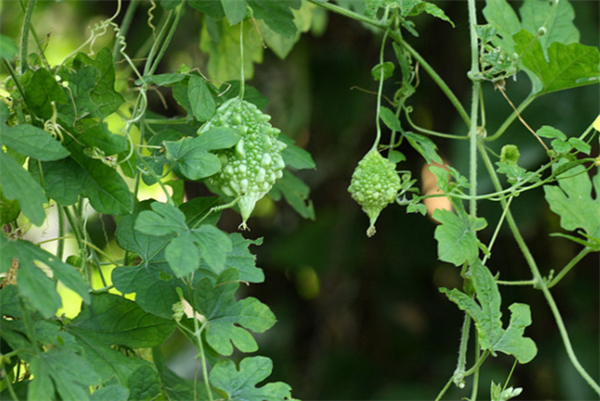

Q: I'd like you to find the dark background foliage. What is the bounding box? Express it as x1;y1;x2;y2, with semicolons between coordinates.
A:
1;1;598;399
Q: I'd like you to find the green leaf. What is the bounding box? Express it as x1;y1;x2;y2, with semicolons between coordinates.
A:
270;170;315;220
165;232;200;277
371;61;395;81
519;0;579;50
403;131;443;164
193;224;232;272
9;238;89;303
135;201;188;236
550;139;571;154
222;0;247;25
536;125;566;140
0;34;18;60
188;75;217;122
194;269;276;355
200;19;264;82
25;68;67;120
433;206;487;266
164;137;225;181
180;196;222;227
441;261;537;363
199;233;264;283
128;365;161;401
113;205;180;319
33;347;101;401
41;158;85;205
70;48;125;119
188;0;226;19
279;133;315;170
379;106;401;132
544;164;599;238
77;120;128;155
496;162;541;185
247;0;300;38
220;81;269;110
28;356;55;401
209;356;294;401
259;1;315;59
420;1;454;27
68;144;134;215
134;201;232;277
0;187;20;225
111;262;180;319
69;293;176;349
568;137;591;155
482;0;522;54
514;29;600;95
0;124;70;161
0;238;60;318
0;152;47;226
90;385;129;401
69;333;153;385
196;127;241;150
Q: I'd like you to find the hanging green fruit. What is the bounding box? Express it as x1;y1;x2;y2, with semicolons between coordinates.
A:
200;97;286;230
348;148;400;237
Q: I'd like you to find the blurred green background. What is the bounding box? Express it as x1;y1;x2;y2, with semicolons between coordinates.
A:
1;1;598;399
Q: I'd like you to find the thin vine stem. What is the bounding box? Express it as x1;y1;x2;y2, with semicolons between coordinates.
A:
143;9;173;76
19;0;37;74
467;0;480;218
435;351;489;401
239;19;245;100
113;0;139;61
403;107;469;140
57;206;66;262
2;369;19;401
148;2;184;76
482;196;514;265
373;28;390;151
453;313;471;389
478;141;600;396
497;279;538;286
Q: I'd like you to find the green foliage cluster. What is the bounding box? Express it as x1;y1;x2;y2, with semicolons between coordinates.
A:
0;0;599;400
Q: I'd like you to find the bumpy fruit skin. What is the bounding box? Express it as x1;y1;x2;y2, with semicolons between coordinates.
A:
348;149;400;237
200;97;286;229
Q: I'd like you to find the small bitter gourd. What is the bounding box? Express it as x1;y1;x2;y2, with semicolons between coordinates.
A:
200;97;286;229
348;149;400;237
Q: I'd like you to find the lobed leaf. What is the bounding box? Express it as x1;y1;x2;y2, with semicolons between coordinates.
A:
209;356;294;401
199;233;265;283
194;269;276;356
24;68;68;120
441;261;537;363
68;143;133;215
514;30;600;95
544;163;599;238
433;206;487;267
